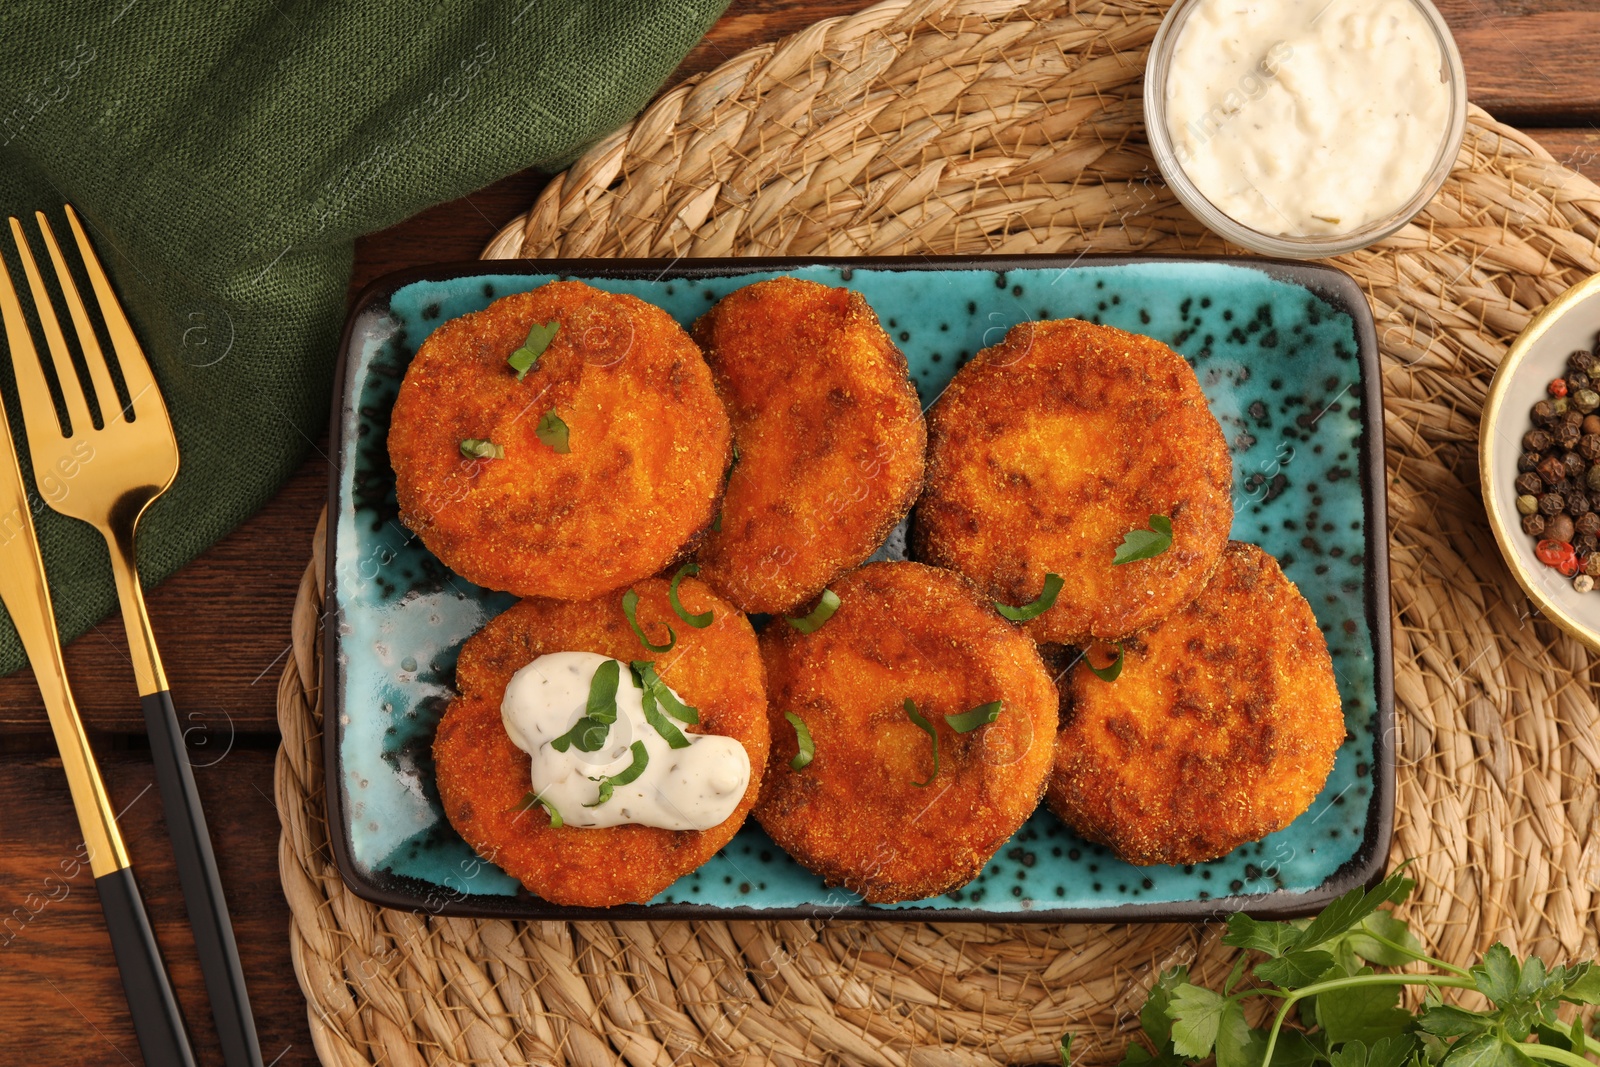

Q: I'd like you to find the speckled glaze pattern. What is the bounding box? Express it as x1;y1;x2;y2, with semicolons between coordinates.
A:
327;257;1388;919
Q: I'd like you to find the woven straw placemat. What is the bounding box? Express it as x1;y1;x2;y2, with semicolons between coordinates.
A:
275;1;1600;1063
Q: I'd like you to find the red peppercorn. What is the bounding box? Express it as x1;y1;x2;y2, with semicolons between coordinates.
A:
1537;539;1580;574
1551;379;1570;398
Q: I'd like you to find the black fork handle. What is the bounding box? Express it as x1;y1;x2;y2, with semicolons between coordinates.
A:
143;688;263;1067
94;865;199;1067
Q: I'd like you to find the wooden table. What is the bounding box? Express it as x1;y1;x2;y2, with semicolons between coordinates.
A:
2;2;1597;1063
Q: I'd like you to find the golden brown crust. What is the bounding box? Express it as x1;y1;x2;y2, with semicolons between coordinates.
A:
432;578;768;907
1046;542;1344;866
692;278;926;614
389;281;732;600
753;561;1057;903
913;318;1232;644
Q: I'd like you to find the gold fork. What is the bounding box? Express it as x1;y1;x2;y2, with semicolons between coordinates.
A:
0;218;196;1067
5;205;262;1067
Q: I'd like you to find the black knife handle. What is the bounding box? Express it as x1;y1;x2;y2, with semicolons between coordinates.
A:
142;688;263;1067
94;865;198;1067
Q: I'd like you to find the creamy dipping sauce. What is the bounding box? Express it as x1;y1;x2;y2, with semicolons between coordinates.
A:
501;651;749;830
1165;0;1451;237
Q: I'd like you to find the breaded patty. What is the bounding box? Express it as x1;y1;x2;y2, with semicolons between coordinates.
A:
754;561;1057;903
432;577;768;907
1047;542;1343;866
390;281;731;600
692;278;926;614
914;319;1232;644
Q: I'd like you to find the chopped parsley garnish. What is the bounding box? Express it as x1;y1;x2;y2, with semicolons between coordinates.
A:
549;658;620;752
536;409;570;453
904;698;939;787
944;700;1002;733
1113;514;1173;565
584;740;648;808
630;660;699;724
507;320;559;381
1085;643;1124;683
669;563;713;628
459;438;503;460
622;589;675;652
785;589;841;634
784;712;814;771
629;661;691;748
995;573;1063;622
640;687;690;748
585;659;619;717
515;790;563;827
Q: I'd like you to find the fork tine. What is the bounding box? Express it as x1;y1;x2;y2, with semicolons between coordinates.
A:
35;211;122;426
8;216;91;438
0;238;62;444
64;205;165;424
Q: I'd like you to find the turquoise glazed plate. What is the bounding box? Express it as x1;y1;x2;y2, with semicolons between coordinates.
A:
325;255;1392;921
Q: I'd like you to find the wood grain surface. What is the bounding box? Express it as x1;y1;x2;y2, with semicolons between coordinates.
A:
1;1;1597;1064
0;749;299;1066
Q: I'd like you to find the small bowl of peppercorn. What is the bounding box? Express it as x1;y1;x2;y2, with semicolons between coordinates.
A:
1481;270;1600;652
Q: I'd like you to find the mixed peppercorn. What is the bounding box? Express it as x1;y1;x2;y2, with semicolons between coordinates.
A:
1516;340;1600;592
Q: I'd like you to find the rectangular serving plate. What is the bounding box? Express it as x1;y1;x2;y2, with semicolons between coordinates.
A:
324;254;1393;922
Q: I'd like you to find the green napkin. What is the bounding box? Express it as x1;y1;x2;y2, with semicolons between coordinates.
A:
0;0;729;677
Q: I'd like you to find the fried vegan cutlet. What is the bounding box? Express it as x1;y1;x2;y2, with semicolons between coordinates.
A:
914;318;1233;644
389;280;731;600
1047;542;1344;866
692;278;926;614
754;561;1057;903
432;577;768;907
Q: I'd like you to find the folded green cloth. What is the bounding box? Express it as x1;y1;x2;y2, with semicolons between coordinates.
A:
0;0;729;676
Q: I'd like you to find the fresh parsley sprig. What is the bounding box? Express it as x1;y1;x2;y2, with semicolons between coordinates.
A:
1086;643;1124;683
669;563;714;628
784;711;814;771
628;659;700;749
508;320;559;381
995;573;1063;622
786;589;841;633
1067;864;1600;1067
513;790;564;827
1115;515;1173;565
623;589;675;652
537;409;570;453
630;661;699;724
903;698;939;787
584;740;649;808
549;659;620;752
945;700;1002;733
459;438;503;460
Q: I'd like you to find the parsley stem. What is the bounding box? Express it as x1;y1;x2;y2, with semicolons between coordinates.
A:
1519;1042;1597;1067
1361;931;1473;978
1258;974;1475;1067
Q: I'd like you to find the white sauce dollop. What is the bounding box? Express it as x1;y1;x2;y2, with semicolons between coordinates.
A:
1165;0;1451;236
501;651;750;831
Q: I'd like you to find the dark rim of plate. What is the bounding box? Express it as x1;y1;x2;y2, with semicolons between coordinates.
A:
321;252;1394;922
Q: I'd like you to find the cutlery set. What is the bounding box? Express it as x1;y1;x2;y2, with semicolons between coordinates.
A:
0;206;259;1067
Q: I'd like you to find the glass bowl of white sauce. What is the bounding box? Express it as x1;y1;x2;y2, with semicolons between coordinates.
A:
1145;0;1467;259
